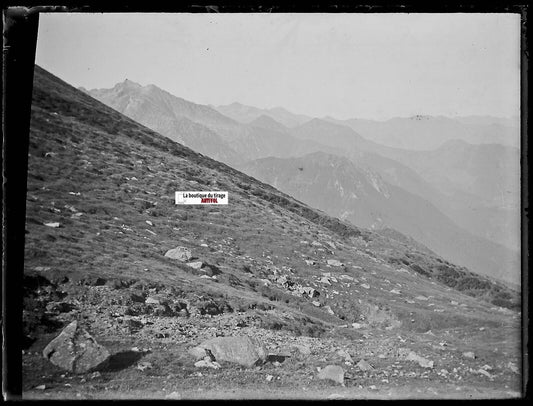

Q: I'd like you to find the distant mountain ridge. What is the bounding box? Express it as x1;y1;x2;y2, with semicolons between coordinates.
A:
214;102;313;128
242;152;520;285
323;114;519;150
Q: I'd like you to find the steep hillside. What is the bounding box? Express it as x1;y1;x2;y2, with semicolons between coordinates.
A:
242;153;520;286
23;66;520;399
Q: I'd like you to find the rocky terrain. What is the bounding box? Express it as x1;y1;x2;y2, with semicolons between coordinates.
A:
22;66;522;399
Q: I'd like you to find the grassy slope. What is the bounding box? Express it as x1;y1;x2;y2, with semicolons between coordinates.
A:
22;65;522;398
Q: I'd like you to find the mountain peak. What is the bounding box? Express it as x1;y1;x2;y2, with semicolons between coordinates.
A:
115;78;142;90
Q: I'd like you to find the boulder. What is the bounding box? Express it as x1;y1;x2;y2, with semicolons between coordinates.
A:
193;336;267;368
292;344;312;355
188;346;208;360
164;246;192;261
194;359;221;369
463;351;476;359
356;359;374;371
319;277;331;285
187;261;203;270
327;259;343;267
406;351;434;368
42;321;110;373
317;365;345;385
337;349;353;363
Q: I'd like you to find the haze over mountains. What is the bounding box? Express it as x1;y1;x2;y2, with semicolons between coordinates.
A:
87;81;520;285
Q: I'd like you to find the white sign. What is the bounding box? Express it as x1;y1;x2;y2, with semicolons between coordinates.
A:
175;191;228;205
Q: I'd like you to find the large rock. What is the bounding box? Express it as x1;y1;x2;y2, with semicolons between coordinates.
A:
318;365;345;385
42;321;110;373
327;259;343;267
164;246;192;261
193;336;267;368
406;351;434;368
356;359;374;371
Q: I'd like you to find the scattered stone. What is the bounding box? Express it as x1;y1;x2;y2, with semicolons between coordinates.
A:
352;323;363;329
137;361;152;371
165;391;182;400
318;365;345;385
187;261;204;270
415;296;428;301
145;220;153;226
390;289;401;295
200;243;208;247
337;349;353;363
193;336;267;368
44;222;60;228
327;259;343;267
507;362;519;374
406;351;434;368
356;359;374;371
266;374;274;382
324;306;335;315
477;369;492;378
361;284;370;289
312;301;321;307
328;394;345;400
164;246;192;261
463;352;476;359
145;297;160;305
319;277;331;285
194;359;221;369
35;384;46;390
299;286;320;298
42;321;110;373
293;344;312;356
305;260;316;266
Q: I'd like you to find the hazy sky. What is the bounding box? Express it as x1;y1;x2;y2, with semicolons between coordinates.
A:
36;13;521;120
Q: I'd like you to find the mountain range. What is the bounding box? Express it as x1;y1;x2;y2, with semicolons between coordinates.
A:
23;64;521;399
86;80;520;285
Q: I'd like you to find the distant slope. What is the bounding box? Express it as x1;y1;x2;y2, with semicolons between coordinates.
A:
87;80;242;165
89;83;330;164
289;118;521;251
249;115;289;134
242;152;520;285
325;114;519;150
215;102;313;128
